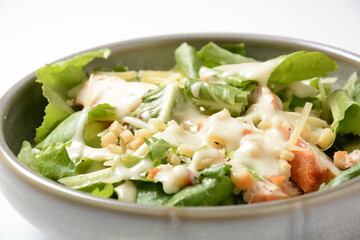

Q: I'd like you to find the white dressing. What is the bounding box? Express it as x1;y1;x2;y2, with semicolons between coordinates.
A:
214;58;283;85
190;81;203;98
199;67;220;82
200;109;252;152
172;101;208;126
189;147;225;172
230;130;285;178
153;164;190;194
76;73;157;119
114;181;137;203
153;120;203;148
66;107;91;163
108;158;153;183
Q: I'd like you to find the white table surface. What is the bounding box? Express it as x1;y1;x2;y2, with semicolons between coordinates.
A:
1;0;360;239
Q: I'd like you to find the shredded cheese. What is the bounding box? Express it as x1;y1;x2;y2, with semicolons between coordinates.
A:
288;102;313;146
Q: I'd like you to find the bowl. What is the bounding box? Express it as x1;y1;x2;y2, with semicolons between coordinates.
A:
1;33;360;240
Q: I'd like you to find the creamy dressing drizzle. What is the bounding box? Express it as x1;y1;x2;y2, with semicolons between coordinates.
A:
172;101;208;126
76;73;157;119
66;107;120;162
230;129;284;178
109;158;153;183
153;164;189;194
190;82;203;97
65;104;153;188
114;181;137;203
66;107;91;162
213;58;283;85
189;147;225;173
153;120;203;148
199;109;251;153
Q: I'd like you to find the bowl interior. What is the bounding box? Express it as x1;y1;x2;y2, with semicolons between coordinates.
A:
2;33;360;215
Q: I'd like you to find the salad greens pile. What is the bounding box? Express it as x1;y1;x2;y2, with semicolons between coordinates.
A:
18;41;360;206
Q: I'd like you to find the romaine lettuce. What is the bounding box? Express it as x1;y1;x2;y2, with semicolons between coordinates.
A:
144;137;175;167
268;51;338;83
328;73;360;136
174;43;201;79
35;49;111;143
322;161;360;190
133;82;180;122
18;141;76;181
135;181;173;206
166;164;234;206
197;42;254;68
183;78;249;117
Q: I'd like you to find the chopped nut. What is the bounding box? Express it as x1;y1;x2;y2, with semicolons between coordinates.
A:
108;120;122;137
120;130;135;144
317;128;335;149
177;144;197;158
167;152;181;165
134;128;154;139
101;131;118;147
128;137;145;150
148;118;167;131
334;151;347;169
231;168;255;190
106;144;124;155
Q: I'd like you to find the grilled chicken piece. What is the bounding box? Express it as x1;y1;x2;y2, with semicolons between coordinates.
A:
290;139;340;193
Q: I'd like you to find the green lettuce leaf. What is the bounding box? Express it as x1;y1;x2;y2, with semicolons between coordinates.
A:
166;164;234;206
118;154;143;168
144;137;174;167
18;141;39;172
135;181;173;206
58;168;113;189
37;104;117;149
87;103;116;121
268;51;338;83
36;111;82;149
79;182;114;198
221;43;247;56
183;78;249;117
133;82;180;122
175;42;201;79
200;164;231;178
322;162;360;190
166;176;234;206
328;73;360;136
35;142;76;181
224;75;258;91
274;87;321;112
34;48;111;143
85;104;117;147
197;42;254;68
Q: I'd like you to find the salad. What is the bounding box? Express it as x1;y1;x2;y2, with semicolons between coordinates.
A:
18;42;360;206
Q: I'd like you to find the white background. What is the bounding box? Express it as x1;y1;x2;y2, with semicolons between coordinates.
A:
0;0;359;239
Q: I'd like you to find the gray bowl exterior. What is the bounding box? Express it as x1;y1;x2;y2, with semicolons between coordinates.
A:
1;33;360;240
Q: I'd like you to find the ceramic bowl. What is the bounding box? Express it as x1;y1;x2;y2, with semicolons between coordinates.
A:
1;33;360;240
